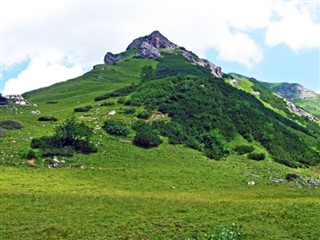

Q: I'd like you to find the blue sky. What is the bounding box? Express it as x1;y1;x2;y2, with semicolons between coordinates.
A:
1;0;319;94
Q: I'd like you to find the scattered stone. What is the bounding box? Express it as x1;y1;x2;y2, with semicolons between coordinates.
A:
271;179;283;183
285;99;316;122
31;110;41;115
47;156;60;168
248;181;255;186
245;173;261;178
0;129;5;138
108;110;116;116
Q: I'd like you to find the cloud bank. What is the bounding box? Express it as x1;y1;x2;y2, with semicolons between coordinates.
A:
1;0;319;94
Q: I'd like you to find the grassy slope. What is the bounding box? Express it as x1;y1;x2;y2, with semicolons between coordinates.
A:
257;81;320;119
1;58;320;239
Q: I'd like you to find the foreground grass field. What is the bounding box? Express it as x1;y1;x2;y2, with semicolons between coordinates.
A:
1;139;320;239
1;58;320;239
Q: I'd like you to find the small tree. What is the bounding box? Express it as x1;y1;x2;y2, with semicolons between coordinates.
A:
102;120;130;136
140;65;155;82
54;115;92;146
31;115;96;156
133;122;162;148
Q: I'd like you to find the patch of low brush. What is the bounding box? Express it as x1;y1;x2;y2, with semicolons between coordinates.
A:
0;120;24;130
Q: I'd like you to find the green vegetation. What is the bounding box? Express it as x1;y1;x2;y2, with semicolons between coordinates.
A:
189;223;244;240
102;120;130;136
247;152;266;161
130;73;318;167
38;116;58;122
0;120;24;130
133;122;162;148
234;145;255;155
31;115;97;156
74;105;92;112
140;65;155;82
0;51;319;239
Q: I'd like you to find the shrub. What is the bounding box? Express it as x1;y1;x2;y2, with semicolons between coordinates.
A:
74;140;98;154
25;149;39;160
31;115;96;155
247;152;265;161
140;65;155;82
41;147;75;157
0;120;24;130
234;145;254;155
100;101;115;107
133;123;162;148
38;116;58;122
137;110;152;119
74;106;92;112
285;173;299;181
123;108;136;114
117;97;126;104
46;101;58;104
102;120;130;136
94;84;137;101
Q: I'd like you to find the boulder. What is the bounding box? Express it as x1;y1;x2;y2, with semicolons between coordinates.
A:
104;52;122;64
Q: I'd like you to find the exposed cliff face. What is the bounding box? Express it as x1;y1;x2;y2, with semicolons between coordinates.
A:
104;52;123;64
104;31;222;78
261;82;318;101
126;30;177;53
285;99;317;122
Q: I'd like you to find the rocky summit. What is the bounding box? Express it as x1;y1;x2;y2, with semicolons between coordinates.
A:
104;30;222;78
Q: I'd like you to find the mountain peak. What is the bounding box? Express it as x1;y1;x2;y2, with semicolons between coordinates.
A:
126;30;177;57
104;31;222;78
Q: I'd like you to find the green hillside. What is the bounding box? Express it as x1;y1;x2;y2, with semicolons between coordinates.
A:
1;33;320;239
259;81;320;119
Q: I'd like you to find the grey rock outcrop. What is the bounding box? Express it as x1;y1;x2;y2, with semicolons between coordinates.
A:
0;94;8;107
261;82;318;101
103;52;122;64
127;30;177;53
103;30;222;78
285;99;316;121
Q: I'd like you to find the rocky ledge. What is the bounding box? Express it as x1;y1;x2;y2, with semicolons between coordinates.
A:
104;31;222;78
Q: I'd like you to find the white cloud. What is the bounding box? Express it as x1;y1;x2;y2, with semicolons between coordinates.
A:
2;49;83;95
215;31;263;68
1;0;319;94
266;1;320;51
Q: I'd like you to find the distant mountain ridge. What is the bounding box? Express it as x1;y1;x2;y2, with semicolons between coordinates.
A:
260;82;318;100
229;73;320;119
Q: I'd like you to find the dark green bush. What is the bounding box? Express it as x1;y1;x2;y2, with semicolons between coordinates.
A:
247;152;265;161
285;173;299;181
94;84;137;101
31;115;96;155
137;110;152;119
25;149;38;160
100;101;115;107
234;145;254;155
38;116;58;122
102;120;130;136
140;65;155;82
117;97;126;104
123;108;136;114
133;122;162;148
0;120;24;130
41;147;75;157
74;106;92;112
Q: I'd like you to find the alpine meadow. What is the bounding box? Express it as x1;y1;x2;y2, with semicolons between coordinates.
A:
1;31;320;240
